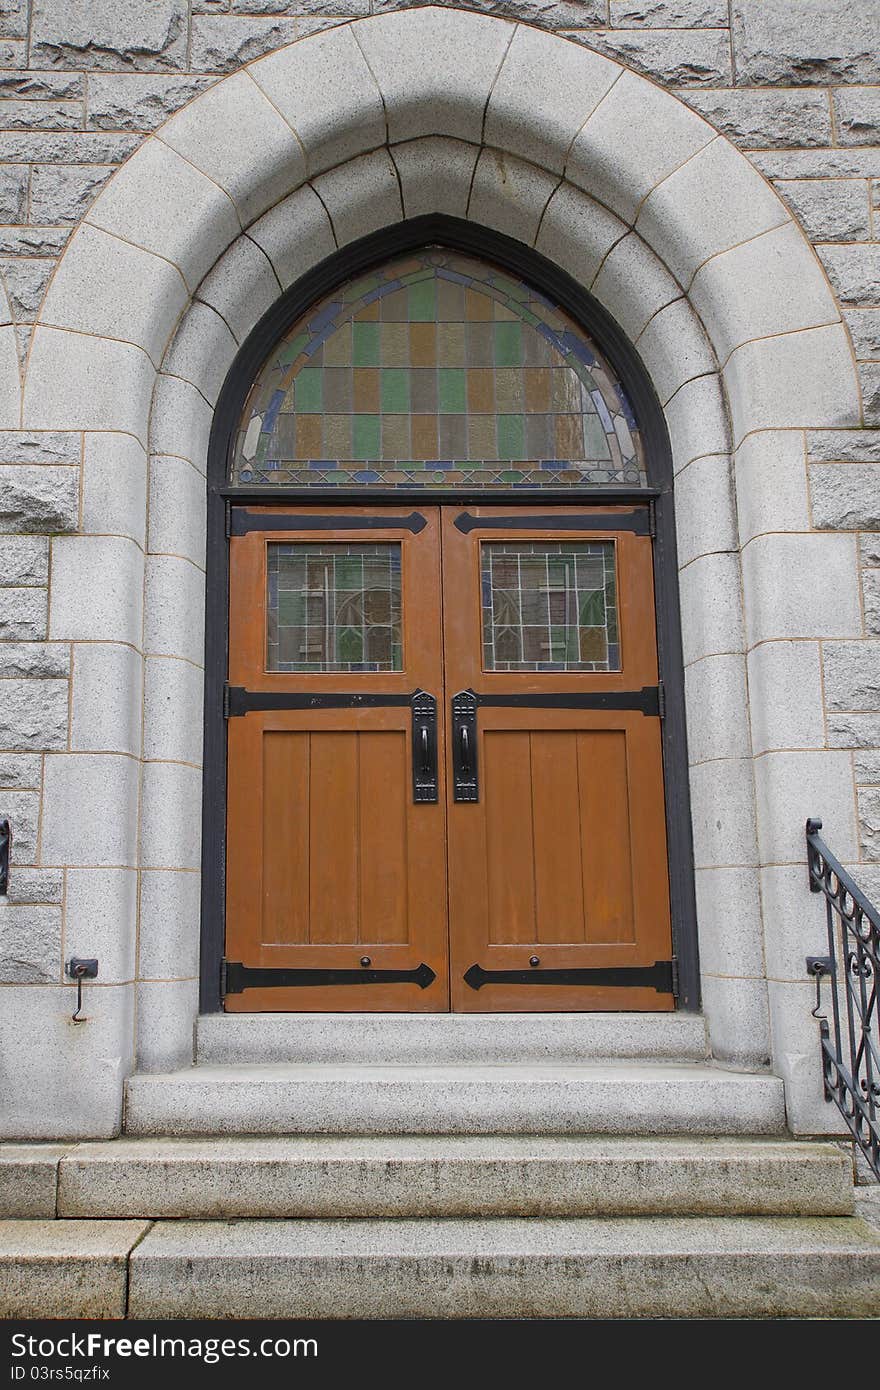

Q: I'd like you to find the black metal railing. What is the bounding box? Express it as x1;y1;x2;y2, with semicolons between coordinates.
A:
806;817;880;1180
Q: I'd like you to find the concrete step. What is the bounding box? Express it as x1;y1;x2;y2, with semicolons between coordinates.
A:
125;1061;786;1137
3;1212;878;1320
43;1136;852;1219
0;1220;150;1319
196;1012;709;1065
127;1215;880;1319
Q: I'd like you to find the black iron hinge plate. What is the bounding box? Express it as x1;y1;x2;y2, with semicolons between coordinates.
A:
453;510;651;536
229;509;427;536
222;960;437;993
224;684;413;717
463;959;676;993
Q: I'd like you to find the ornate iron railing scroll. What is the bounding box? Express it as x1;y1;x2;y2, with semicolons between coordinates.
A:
806;817;880;1180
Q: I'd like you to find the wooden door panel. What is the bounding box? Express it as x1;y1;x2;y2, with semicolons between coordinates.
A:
528;730;587;946
575;729;634;946
449;710;673;1012
483;731;536;946
224;506;448;1012
261;730;309;944
234;718;417;951
306;729;361;945
482;727;636;949
442;505;674;1013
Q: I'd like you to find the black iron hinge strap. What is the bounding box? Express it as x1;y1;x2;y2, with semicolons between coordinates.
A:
227;686;661;717
474;687;661;716
225;686;414;716
453;511;651;535
463;959;676;993
223;961;436;994
230;510;427;536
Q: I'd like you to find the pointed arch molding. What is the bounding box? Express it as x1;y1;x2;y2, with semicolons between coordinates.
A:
19;7;863;1101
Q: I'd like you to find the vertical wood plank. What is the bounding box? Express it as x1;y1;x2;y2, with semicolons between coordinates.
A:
531;731;585;944
484;731;536;945
261;731;309;945
358;731;409;944
578;730;635;944
308;731;359;944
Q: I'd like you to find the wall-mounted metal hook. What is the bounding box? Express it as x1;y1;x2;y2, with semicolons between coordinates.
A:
806;955;832;1019
0;818;10;896
67;957;98;1023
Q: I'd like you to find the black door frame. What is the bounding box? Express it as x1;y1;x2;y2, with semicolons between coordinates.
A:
199;215;700;1013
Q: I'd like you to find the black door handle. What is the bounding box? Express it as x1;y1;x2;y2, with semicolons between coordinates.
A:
421;727;430;775
411;690;438;803
452;690;479;802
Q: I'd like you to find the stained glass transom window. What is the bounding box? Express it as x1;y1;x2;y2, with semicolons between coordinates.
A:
481;542;619;672
232;249;646;491
266;543;402;672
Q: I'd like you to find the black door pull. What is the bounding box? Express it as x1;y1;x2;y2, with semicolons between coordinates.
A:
411;690;438;803
452;690;479;802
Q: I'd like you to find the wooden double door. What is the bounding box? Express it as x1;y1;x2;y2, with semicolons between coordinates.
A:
224;504;673;1012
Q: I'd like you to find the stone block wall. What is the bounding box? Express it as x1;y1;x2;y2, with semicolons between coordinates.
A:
0;0;878;1050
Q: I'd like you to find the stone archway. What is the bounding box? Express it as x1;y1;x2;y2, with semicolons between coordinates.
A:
18;6;861;1135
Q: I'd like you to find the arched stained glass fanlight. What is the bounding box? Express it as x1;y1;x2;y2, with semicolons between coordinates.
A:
231;248;646;490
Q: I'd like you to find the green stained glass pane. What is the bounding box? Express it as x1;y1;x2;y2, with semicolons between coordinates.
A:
481;540;619;672
336;627;363;662
277;333;309;366
335;556;363;589
493;275;530;303
409;279;436;321
583;411;612;461
494;322;522;367
497;415;525;458
579;589;605;625
353;322;381;366
438;368;466;414
353;415;381;459
266;543;402;673
381;369;410;414
344;275;380;303
294;368;322;412
276;592;299;625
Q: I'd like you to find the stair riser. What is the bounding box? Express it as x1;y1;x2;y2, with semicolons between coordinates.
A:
125;1079;785;1137
56;1160;854;1220
128;1251;880;1320
196;1015;709;1066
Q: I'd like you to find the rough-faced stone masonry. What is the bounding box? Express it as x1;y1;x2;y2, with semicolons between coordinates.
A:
0;0;878;1136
